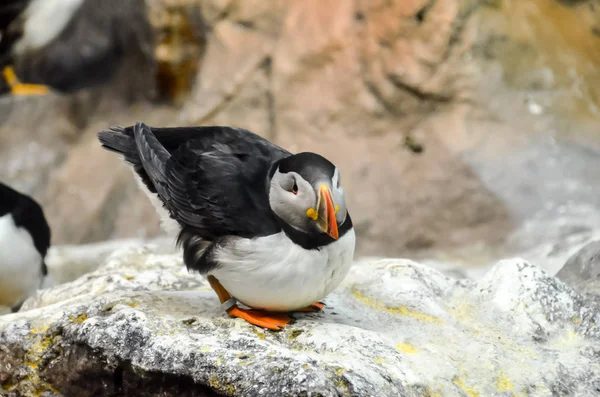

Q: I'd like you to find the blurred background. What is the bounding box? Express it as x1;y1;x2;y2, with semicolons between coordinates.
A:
2;0;600;283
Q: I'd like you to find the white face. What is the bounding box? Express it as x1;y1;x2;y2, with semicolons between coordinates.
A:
268;167;348;235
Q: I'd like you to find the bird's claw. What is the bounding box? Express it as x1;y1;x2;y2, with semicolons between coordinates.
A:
292;301;326;313
227;306;293;331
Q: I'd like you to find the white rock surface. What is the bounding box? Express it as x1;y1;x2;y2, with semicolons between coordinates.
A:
1;244;600;397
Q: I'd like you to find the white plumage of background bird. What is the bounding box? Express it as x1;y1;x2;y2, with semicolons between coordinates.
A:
0;182;51;312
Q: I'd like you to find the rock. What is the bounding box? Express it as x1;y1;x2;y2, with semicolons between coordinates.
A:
3;0;600;263
0;0;518;260
2;244;600;396
556;240;600;302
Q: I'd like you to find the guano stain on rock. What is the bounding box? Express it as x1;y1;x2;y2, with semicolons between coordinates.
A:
351;289;443;325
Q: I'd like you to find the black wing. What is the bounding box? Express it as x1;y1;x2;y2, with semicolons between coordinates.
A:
0;0;28;64
98;123;291;240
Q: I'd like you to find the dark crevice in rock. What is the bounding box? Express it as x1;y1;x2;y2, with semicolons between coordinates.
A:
34;343;223;397
354;11;366;23
193;54;271;124
386;75;453;103
439;0;479;68
262;56;277;142
415;0;436;24
556;0;593;7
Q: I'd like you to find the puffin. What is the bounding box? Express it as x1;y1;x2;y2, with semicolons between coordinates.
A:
98;123;355;330
0;0;153;96
0;182;51;312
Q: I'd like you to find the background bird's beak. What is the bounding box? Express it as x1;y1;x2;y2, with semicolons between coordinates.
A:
317;184;339;239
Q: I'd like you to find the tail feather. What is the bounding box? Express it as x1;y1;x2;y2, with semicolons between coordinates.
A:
98;126;139;165
98;125;157;194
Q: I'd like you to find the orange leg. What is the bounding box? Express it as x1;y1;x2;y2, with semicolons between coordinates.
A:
3;67;50;96
292;301;325;313
207;276;292;331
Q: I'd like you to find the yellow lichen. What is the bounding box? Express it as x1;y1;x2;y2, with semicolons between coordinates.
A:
496;372;514;392
397;343;418;354
335;368;345;376
123;275;135;280
216;356;222;366
127;302;138;308
208;375;235;395
423;387;443;397
374;357;386;364
572;316;581;324
453;376;480;397
208;375;219;388
288;329;304;340
351;289;443;325
68;314;89;324
24;361;38;369
252;328;266;340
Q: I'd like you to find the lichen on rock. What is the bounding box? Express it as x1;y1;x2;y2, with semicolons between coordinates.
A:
2;242;600;396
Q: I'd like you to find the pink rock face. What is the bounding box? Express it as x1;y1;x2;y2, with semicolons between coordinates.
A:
6;0;600;258
0;0;512;258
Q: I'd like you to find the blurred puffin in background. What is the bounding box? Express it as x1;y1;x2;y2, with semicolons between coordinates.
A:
0;182;51;312
0;0;154;96
99;123;356;330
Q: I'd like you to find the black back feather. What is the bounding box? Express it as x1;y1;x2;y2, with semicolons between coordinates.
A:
98;123;291;240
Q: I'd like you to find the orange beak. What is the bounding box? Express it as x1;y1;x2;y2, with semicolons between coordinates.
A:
318;184;339;240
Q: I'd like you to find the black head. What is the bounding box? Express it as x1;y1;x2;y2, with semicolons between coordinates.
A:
0;182;51;258
268;152;349;242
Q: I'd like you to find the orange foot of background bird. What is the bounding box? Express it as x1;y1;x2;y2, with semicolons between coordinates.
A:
3;67;49;96
292;301;325;313
227;306;292;331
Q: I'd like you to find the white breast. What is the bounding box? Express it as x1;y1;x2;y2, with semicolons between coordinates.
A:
209;228;356;311
13;0;85;56
0;214;44;308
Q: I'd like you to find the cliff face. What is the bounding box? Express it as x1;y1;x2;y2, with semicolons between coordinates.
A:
1;0;599;260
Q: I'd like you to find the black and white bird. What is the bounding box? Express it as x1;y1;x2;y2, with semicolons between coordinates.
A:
0;0;153;96
0;182;51;312
98;123;355;330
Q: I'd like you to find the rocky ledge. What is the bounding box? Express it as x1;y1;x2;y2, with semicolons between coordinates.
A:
1;243;600;397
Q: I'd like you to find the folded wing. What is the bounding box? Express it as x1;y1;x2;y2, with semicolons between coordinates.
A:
99;122;291;240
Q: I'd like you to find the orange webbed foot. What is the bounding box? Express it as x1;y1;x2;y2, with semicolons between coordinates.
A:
228;306;293;331
11;83;50;96
292;301;325;313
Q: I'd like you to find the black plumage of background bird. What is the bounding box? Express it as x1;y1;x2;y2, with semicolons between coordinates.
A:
0;0;154;96
0;182;51;312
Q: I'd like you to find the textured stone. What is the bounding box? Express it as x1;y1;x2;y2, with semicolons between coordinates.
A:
2;244;600;396
556;240;600;303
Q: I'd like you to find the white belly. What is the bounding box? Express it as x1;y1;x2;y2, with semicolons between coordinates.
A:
0;214;44;308
209;229;356;311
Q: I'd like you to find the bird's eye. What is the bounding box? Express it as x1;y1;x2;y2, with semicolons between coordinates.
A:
291;181;298;195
